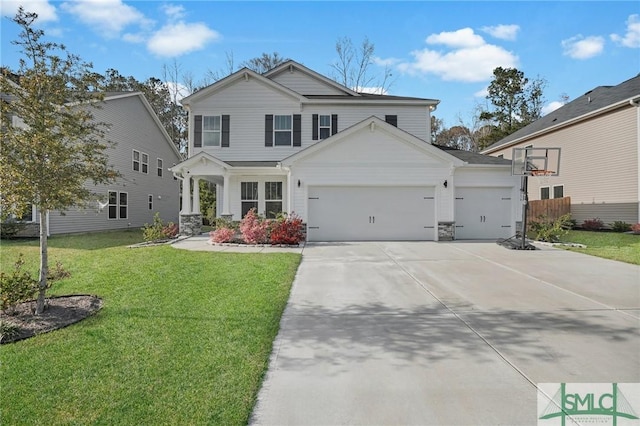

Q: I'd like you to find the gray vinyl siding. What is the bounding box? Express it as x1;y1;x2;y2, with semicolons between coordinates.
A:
189;79;430;161
47;95;181;235
269;69;346;95
488;106;639;223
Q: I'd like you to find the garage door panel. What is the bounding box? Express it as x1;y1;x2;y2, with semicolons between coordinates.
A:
308;186;435;242
455;187;512;240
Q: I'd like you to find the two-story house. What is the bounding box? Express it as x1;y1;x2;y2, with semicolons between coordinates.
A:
482;75;640;226
171;61;521;241
4;91;182;236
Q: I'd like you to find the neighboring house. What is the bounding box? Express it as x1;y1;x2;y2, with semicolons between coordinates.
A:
482;75;640;226
4;92;182;236
171;60;521;241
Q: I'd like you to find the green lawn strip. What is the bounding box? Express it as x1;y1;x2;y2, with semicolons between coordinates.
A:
559;230;640;265
1;233;300;425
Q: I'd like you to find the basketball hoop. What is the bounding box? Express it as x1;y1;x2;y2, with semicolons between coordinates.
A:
530;169;554;186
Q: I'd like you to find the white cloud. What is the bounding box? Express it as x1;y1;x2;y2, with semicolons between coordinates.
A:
61;0;150;38
481;24;520;41
541;101;564;116
399;29;518;83
373;56;401;67
147;21;219;57
161;4;186;21
0;0;57;22
425;27;485;48
561;35;605;59
474;87;489;98
611;14;640;48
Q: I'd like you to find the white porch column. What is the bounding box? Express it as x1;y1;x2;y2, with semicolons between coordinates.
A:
182;175;191;214
287;169;293;214
192;177;201;214
216;184;222;217
222;173;231;216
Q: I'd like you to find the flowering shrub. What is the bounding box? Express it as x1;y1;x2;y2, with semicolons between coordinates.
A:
240;208;269;244
142;213;179;242
270;213;304;245
162;222;179;238
210;227;235;243
582;217;604;231
631;223;640;234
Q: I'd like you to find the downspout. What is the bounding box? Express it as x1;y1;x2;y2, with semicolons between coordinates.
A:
631;98;640;223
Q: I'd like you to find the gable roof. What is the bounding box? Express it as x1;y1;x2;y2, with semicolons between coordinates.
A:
264;60;361;96
482;75;640;154
104;92;182;159
434;145;512;166
280;116;464;167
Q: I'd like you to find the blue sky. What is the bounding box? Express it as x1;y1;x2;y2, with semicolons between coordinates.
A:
1;1;639;127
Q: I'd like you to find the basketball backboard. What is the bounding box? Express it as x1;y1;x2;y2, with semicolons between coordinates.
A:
512;147;561;176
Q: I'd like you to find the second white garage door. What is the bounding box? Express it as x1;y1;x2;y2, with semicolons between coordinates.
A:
307;186;435;242
455;187;513;239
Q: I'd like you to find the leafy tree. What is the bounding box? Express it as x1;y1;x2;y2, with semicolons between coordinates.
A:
477;67;546;150
241;52;289;74
0;9;118;314
330;36;393;93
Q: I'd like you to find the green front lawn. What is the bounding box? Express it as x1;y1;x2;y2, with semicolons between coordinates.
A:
559;230;640;265
0;231;301;425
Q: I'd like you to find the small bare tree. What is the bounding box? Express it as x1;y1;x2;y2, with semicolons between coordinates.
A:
330;36;393;94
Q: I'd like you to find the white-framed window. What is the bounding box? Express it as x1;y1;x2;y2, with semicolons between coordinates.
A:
108;191;128;219
148;194;153;210
265;182;283;219
241;182;259;218
319;115;331;140
133;150;140;172
540;187;550;200
5;205;35;222
274;115;292;146
203;115;221;146
553;185;564;199
157;158;163;177
141;153;148;174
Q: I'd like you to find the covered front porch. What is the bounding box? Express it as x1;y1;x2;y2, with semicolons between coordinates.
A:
169;152;290;235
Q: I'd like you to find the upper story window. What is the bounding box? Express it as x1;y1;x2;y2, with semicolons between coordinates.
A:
203;116;221;146
274;115;292;146
319;115;331;139
157;158;163;177
312;114;338;140
133;149;148;174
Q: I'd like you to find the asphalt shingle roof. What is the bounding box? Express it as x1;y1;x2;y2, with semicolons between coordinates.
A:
483;74;640;152
434;145;512;165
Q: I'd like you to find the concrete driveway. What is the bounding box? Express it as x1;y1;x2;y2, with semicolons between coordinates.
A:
250;241;640;425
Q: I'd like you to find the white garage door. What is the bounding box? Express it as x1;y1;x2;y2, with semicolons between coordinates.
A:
455;187;513;239
307;186;435;242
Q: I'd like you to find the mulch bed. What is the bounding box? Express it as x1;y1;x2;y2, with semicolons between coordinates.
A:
1;295;102;344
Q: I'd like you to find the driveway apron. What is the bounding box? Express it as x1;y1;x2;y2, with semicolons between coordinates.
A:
250;242;640;425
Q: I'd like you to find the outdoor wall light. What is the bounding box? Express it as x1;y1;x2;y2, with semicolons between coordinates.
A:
443;180;448;188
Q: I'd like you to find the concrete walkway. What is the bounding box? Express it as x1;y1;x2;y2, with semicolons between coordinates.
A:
249;241;640;425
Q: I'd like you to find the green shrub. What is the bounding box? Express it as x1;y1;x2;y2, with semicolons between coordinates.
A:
0;320;20;343
582;217;604;231
0;254;38;312
142;213;178;242
611;221;631;233
529;213;573;242
0;219;27;239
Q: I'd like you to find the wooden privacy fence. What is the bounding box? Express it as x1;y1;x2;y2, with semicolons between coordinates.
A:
528;197;571;221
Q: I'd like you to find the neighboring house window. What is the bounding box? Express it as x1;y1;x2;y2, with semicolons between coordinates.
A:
203;115;221;146
274;115;292;146
540;187;550;200
497;154;504;159
553;185;564;199
141;153;148;174
241;182;258;218
148;194;153;210
108;191;128;219
5;205;35;222
133;150;140;172
265;182;283;219
157;158;163;177
385;115;398;127
265;114;301;147
312;114;338;140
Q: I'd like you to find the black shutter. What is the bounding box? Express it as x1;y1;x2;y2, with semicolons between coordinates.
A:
312;114;319;140
331;114;338;135
194;115;202;147
221;115;230;147
265;115;273;147
293;114;302;147
385;115;398;127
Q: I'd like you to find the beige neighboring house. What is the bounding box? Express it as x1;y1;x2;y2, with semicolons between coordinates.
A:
482;75;640;226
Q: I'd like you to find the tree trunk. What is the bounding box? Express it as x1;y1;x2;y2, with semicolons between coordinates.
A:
35;209;49;315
